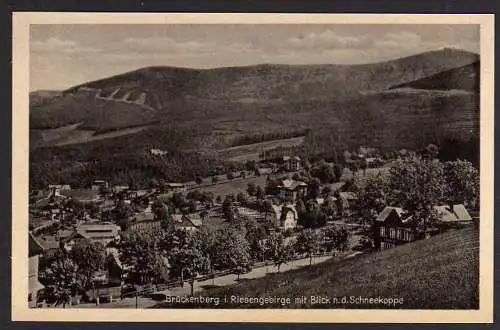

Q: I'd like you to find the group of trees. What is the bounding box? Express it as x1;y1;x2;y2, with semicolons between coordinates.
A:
116;213;352;295
43;240;107;307
350;150;480;231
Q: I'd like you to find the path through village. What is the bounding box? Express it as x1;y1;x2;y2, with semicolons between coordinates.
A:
75;251;362;309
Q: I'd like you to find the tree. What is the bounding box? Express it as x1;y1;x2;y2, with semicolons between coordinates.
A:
214;228;251;280
255;186;265;200
261;200;273;223
245;160;257;172
240;171;246;179
119;230;167;285
348;160;359;178
294;229;323;265
295;199;307;219
200;209;209;221
227;172;234;180
244;217;268;262
265;179;279;196
352;173;389;228
237;192;248;205
389;155;445;229
321;197;336;218
112;200;133;223
44;251;78;308
443;160;480;209
308;178;321;199
169;230;210;296
195;176;203;185
360;158;368;176
187;200;198;213
311;163;336;184
247;183;257;196
171;192;186;211
152;199;169;221
211;176;219;184
222;195;236;222
322;225;350;255
193;226;218;281
423;144;440;160
265;231;292;273
70;240;106;295
334;191;344;218
300;200;327;228
254;168;261;177
322;186;332;198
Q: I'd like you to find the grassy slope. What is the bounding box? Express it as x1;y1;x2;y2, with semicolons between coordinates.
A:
163;227;479;309
390;61;479;92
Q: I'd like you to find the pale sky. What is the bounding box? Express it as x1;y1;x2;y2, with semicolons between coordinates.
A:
30;24;479;91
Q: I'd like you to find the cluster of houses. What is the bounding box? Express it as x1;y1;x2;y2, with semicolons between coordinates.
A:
28;152;477;307
374;203;475;250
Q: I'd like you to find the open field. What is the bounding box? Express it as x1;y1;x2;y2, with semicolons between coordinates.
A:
218;136;305;162
195;175;268;199
163;227;478;309
31;124;155;148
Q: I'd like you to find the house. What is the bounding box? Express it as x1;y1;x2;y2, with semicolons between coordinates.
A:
373;205;457;250
434;204;473;226
173;213;202;231
63;223;121;251
271;204;298;231
29;232;45;308
128;211;161;233
112;185;130;194
165;183;187;193
91;180;109;191
338;192;357;217
374;206;417;250
48;184;71;196
236;207;265;221
150;148;168;156
278;179;307;202
282;156;301;172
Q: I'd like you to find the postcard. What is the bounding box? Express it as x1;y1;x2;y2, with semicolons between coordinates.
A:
12;12;494;323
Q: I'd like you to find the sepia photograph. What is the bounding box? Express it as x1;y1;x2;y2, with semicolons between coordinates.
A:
12;13;494;323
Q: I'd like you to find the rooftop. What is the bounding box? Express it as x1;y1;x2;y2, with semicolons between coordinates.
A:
434;204;473;222
376;206;405;222
279;179;307;190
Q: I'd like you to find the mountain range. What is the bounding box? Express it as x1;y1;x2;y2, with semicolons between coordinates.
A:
29;48;480;187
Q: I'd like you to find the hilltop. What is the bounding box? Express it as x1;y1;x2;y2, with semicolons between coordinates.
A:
29;48;480;188
156;227;479;309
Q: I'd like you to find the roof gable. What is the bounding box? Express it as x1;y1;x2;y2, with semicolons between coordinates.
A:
376;206;404;222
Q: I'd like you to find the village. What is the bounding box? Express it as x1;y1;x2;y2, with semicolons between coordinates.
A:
28;145;479;308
